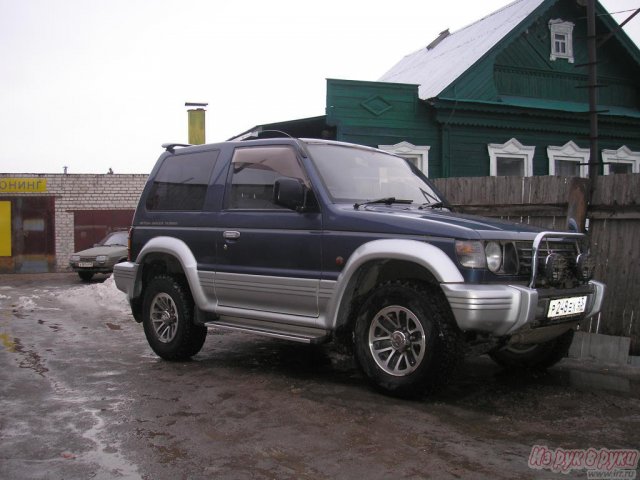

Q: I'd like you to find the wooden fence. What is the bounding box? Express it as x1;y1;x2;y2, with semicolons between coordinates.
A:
432;174;640;355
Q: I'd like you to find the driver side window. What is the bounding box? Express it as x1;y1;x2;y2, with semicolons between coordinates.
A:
225;145;308;210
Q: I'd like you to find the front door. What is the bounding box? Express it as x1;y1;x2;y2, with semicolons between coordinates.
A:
215;144;322;318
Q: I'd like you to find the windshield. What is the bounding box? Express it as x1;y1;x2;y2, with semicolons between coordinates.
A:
100;231;128;246
306;143;443;205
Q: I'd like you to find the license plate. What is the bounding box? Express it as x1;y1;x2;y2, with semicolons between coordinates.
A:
78;262;94;268
548;296;587;318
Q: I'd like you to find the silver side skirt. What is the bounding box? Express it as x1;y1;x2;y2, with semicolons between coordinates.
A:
205;317;330;344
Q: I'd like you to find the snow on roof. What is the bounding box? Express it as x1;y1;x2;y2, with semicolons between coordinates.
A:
379;0;546;99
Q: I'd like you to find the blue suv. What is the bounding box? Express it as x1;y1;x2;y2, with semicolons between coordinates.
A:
114;138;605;397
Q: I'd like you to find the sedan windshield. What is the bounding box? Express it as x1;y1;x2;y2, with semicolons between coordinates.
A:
100;231;128;246
306;143;443;206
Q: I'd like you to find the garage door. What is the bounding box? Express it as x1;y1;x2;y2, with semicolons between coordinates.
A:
73;210;135;251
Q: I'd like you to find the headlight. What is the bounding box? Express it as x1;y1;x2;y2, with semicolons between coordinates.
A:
455;240;486;268
485;241;503;273
70;255;80;262
96;255;108;263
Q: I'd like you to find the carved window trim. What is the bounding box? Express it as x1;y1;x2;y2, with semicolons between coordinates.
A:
547;141;589;177
488;138;535;177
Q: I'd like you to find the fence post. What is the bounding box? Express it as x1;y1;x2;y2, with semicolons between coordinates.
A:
565;177;589;232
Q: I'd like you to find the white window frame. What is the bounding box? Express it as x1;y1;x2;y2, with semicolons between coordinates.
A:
602;146;640;174
549;19;575;63
379;141;430;176
488;138;535;177
547;141;589;177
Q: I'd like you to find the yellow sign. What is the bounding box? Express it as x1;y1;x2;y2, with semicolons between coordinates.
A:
0;178;47;193
0;201;10;256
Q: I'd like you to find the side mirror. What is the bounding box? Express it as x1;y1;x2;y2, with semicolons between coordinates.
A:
273;177;307;211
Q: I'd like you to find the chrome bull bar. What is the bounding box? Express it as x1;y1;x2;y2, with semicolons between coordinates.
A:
529;231;585;289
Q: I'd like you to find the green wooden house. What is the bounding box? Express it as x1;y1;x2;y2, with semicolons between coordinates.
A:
233;0;640;178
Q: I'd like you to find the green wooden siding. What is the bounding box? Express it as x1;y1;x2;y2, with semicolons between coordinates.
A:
326;79;440;171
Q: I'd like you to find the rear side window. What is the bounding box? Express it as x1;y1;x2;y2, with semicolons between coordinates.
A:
226;146;307;209
146;151;219;211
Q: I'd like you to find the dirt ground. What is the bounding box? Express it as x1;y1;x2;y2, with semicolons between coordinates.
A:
0;273;638;480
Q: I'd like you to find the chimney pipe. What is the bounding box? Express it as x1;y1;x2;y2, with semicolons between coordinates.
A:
185;102;208;145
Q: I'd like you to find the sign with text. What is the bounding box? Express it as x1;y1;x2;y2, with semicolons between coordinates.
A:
0;178;47;193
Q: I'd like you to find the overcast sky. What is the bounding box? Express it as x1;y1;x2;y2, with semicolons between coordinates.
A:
1;0;639;174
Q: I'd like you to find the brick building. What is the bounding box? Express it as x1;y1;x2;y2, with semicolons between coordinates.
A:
0;173;148;273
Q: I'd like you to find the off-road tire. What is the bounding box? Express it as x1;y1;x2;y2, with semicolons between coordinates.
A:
489;329;575;370
142;274;207;360
354;281;464;398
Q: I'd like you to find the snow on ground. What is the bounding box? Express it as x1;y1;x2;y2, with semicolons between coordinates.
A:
59;276;131;316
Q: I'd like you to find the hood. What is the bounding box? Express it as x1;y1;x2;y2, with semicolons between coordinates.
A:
328;204;544;240
74;245;127;257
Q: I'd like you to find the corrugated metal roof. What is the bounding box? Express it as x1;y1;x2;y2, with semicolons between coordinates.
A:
379;0;546;99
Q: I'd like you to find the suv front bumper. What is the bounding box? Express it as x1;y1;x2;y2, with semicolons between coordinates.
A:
113;261;138;299
441;280;605;337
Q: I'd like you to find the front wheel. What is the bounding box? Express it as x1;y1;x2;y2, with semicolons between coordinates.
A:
78;271;94;282
489;329;575;370
354;281;463;398
142;275;207;360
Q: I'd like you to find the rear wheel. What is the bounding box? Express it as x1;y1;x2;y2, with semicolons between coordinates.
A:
142;275;207;360
354;281;463;398
489;329;574;370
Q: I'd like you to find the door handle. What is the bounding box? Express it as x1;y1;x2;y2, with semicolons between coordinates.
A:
223;231;240;240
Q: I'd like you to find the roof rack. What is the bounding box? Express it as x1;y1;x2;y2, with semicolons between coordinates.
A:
161;143;192;153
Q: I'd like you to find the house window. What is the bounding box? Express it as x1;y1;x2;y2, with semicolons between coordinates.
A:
378;141;430;176
547;141;589;177
554;33;567;55
488;138;535;177
549;19;574;63
602;146;640;175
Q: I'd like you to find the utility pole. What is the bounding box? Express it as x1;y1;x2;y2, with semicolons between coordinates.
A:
587;0;599;181
567;0;599;232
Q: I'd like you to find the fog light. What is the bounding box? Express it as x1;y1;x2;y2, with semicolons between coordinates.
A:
544;253;568;285
576;253;595;281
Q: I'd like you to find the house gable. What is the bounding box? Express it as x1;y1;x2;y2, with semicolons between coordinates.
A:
490;1;640;108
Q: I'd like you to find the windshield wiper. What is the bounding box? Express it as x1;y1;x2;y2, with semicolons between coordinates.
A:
419;201;445;209
353;197;413;209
